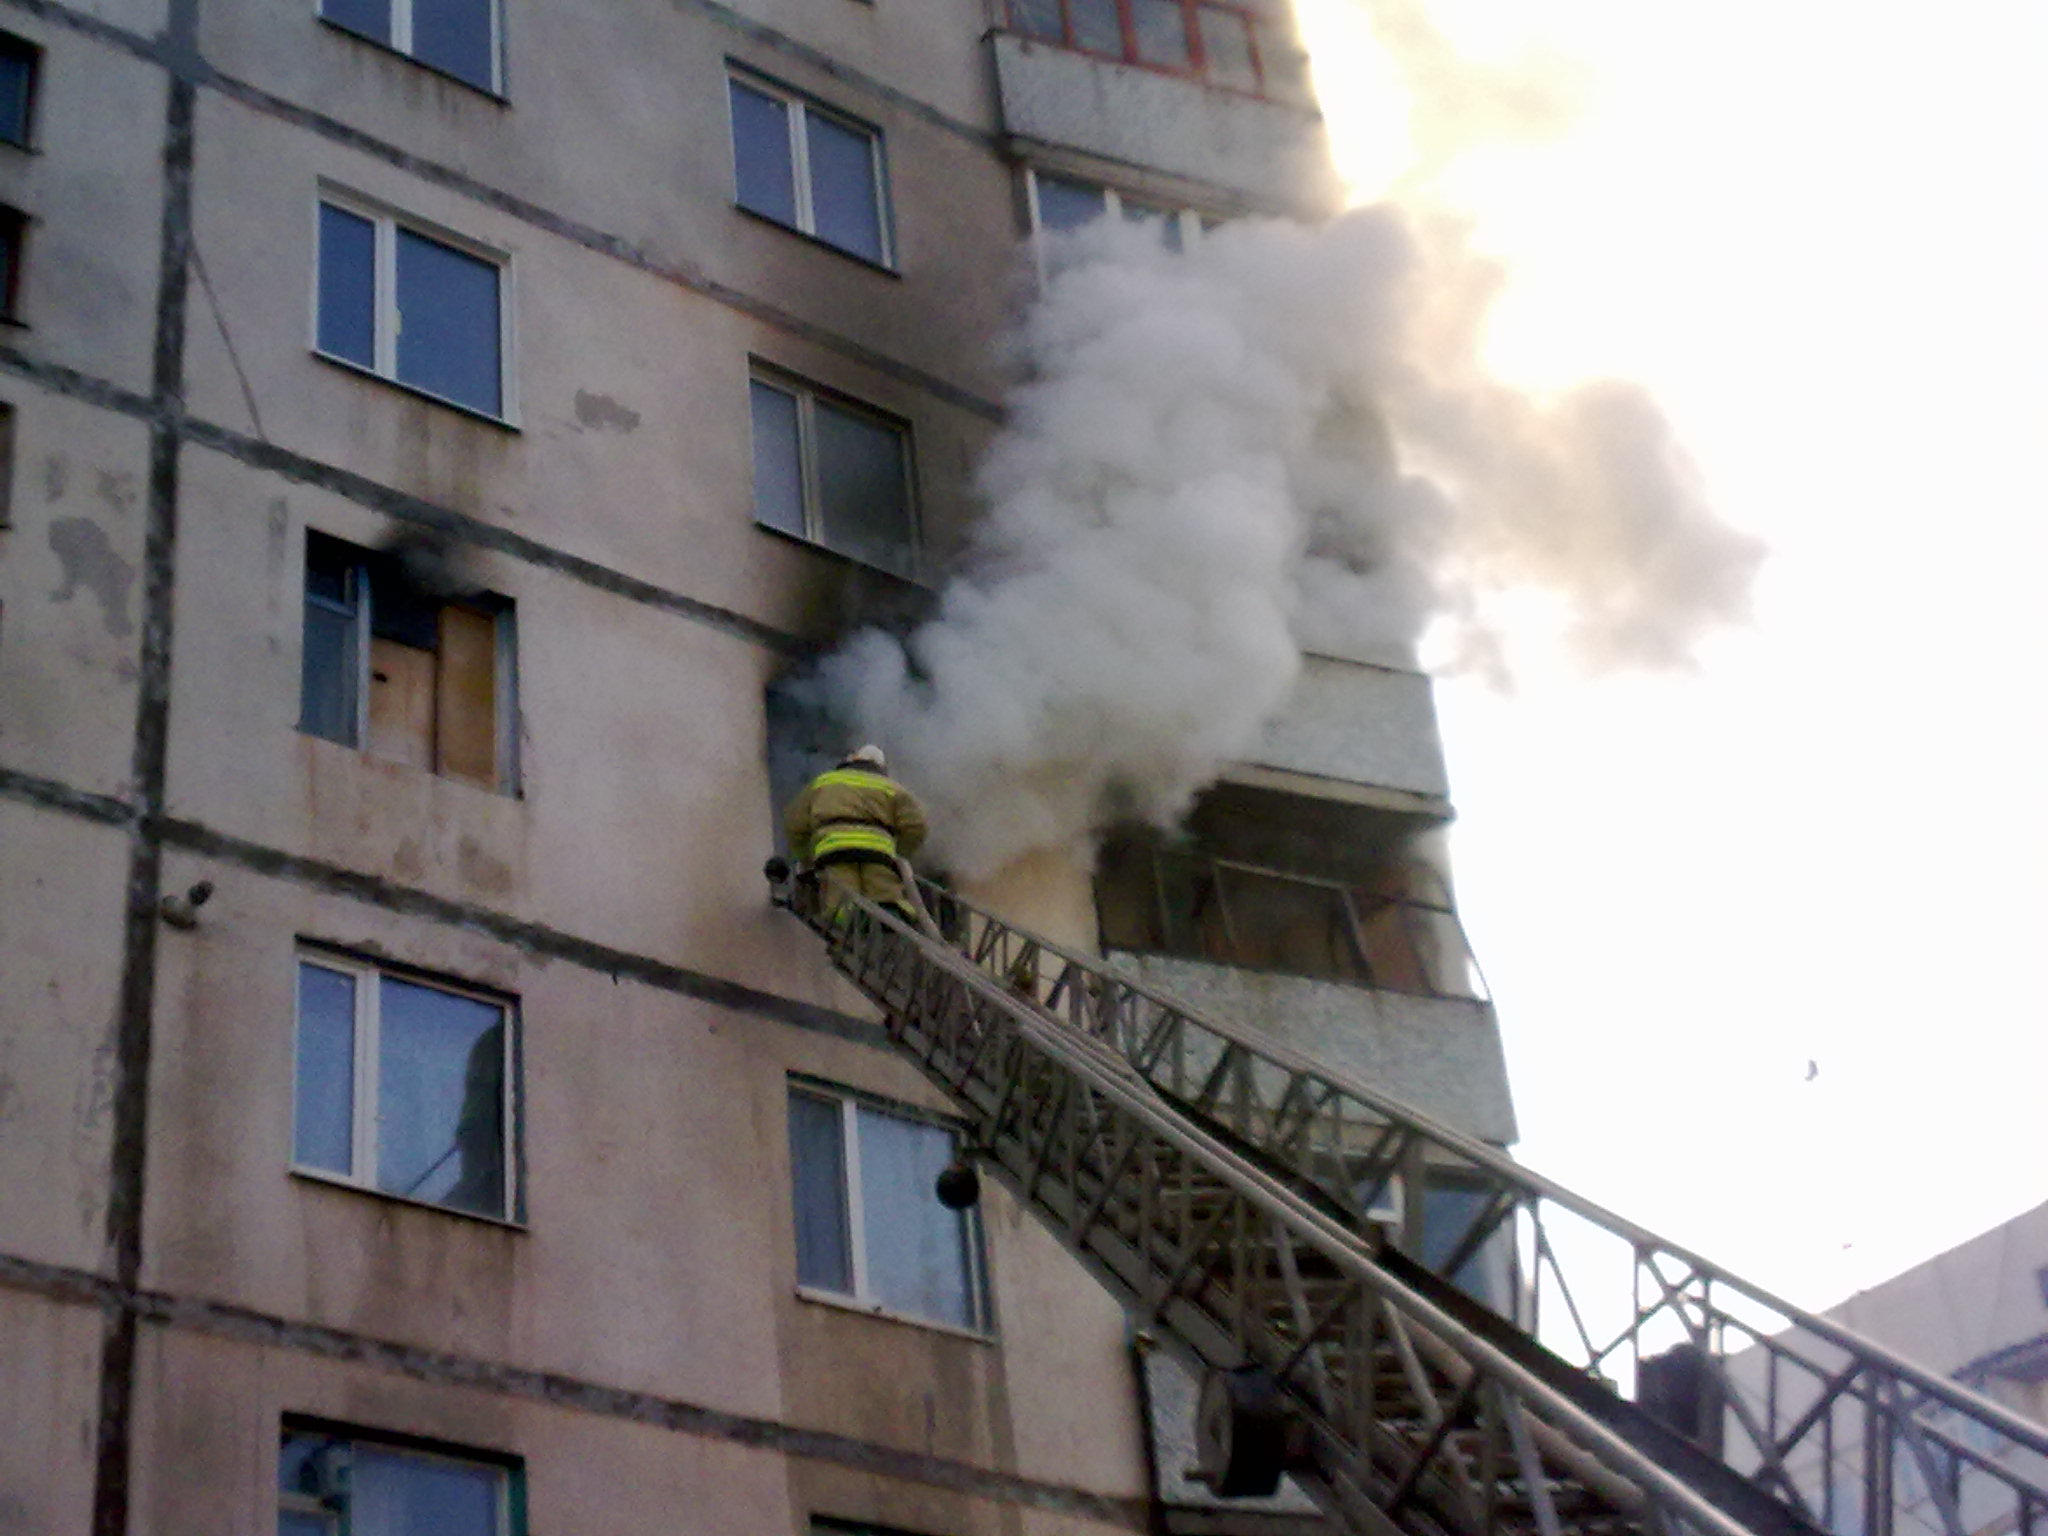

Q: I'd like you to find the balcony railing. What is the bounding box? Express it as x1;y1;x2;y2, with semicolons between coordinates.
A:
1097;844;1488;1001
1001;0;1302;100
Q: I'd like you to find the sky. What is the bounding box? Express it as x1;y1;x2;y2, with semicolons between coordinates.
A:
1293;0;2048;1310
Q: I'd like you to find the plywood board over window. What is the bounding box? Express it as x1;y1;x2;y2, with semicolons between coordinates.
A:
301;530;518;793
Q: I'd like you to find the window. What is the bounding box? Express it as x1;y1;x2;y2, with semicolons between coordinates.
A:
787;1081;988;1332
319;0;500;94
300;531;517;792
1004;0;1298;97
748;369;917;580
280;1422;521;1536
729;73;892;266
293;951;517;1220
0;204;27;323
315;195;510;419
1028;169;1208;254
0;32;40;148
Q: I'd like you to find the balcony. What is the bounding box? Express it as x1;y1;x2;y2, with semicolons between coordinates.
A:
1097;836;1516;1142
1246;653;1450;808
988;24;1327;208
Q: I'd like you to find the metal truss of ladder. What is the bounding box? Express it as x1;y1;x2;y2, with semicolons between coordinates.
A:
769;867;2048;1536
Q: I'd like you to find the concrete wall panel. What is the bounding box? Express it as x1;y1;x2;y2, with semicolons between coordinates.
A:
1251;656;1452;802
0;394;153;798
0;24;165;395
130;1321;796;1536
992;35;1334;212
0;804;126;1271
1110;952;1518;1141
0;1290;101;1536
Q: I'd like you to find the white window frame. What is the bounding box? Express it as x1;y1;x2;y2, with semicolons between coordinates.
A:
311;187;518;424
749;364;921;581
728;69;895;268
789;1079;991;1338
318;0;505;95
291;949;520;1223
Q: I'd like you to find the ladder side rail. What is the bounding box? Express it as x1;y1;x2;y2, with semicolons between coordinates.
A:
803;890;1798;1536
904;874;2048;1467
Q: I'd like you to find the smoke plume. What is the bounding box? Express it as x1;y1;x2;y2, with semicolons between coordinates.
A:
812;209;1762;878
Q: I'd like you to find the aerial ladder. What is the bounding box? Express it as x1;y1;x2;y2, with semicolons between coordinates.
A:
767;864;2048;1536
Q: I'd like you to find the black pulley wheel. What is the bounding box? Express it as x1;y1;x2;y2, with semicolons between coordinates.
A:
1195;1366;1289;1497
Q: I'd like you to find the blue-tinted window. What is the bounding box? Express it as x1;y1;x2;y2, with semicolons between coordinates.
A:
856;1102;976;1329
377;975;506;1216
1068;0;1123;55
1131;0;1190;68
1034;174;1109;235
730;80;798;228
412;0;494;91
300;538;364;746
788;1090;852;1291
279;1427;515;1536
322;0;498;93
805;112;885;265
290;953;515;1221
316;205;376;370
748;379;806;538
0;36;38;148
814;399;912;578
787;1083;985;1331
315;200;507;419
1418;1182;1499;1305
394;227;501;415
321;0;392;46
749;372;915;579
293;963;357;1173
729;76;891;265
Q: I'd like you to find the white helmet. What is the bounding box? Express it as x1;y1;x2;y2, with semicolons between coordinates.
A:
845;744;887;771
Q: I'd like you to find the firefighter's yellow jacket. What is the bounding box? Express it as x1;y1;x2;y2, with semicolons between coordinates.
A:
784;765;929;871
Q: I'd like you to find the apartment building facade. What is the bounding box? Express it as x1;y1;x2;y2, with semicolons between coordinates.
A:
0;0;1515;1531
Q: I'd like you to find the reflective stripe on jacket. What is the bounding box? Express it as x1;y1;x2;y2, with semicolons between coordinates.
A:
784;767;929;870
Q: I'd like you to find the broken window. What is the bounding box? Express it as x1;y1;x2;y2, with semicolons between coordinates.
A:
729;72;892;267
319;0;502;94
1094;788;1482;997
299;531;516;792
293;950;518;1221
279;1421;521;1536
748;367;918;580
787;1079;988;1332
315;193;509;418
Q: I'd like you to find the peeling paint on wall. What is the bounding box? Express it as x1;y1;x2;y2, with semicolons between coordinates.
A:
45;519;135;638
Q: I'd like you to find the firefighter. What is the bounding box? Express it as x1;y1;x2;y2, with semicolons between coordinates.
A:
784;744;929;923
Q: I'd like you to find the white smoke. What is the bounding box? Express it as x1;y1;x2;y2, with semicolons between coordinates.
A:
813;207;1762;878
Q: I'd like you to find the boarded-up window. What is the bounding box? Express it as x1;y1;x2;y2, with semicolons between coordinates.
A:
300;531;514;792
